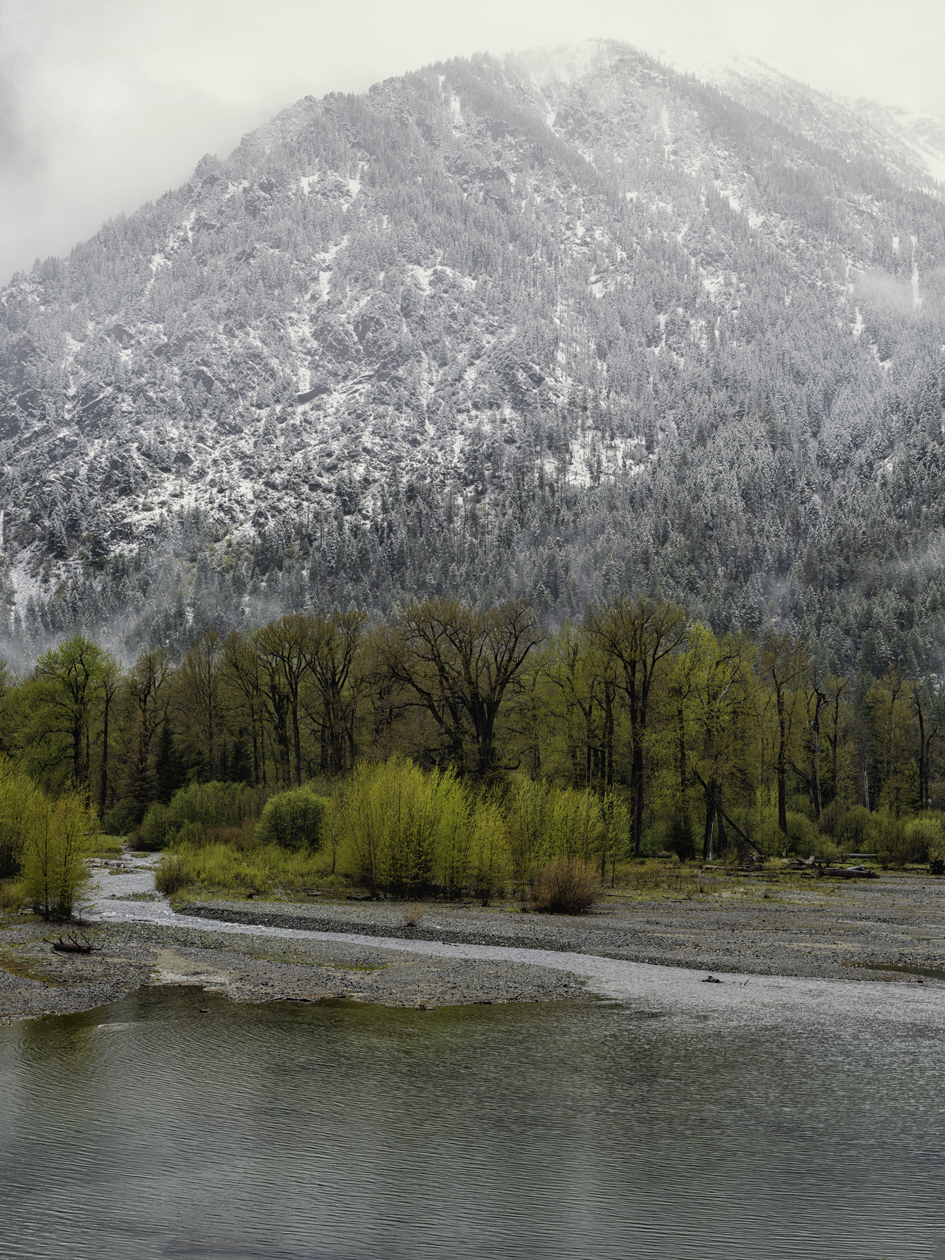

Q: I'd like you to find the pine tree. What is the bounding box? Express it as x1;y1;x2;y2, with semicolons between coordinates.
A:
121;717;156;823
154;721;185;804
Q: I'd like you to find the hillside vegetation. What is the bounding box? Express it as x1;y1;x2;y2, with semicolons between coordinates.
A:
0;44;943;678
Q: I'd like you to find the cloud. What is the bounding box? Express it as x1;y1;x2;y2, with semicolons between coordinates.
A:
0;0;942;281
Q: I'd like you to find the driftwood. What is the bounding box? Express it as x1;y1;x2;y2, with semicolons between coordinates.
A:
702;858;876;881
784;857;877;879
820;865;878;879
49;933;103;955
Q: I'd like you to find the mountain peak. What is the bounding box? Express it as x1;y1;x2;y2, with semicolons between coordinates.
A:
1;41;943;674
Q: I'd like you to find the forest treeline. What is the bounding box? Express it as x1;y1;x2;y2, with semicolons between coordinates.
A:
2;594;944;884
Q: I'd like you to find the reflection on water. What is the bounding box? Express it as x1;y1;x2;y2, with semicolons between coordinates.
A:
1;985;944;1259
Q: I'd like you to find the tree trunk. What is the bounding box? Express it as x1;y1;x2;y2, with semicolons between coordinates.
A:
631;741;645;856
777;690;788;834
99;688;111;818
808;690;824;820
703;783;716;861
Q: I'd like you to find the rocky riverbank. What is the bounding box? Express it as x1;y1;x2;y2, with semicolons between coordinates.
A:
184;872;945;981
2;868;944;1024
0;916;585;1025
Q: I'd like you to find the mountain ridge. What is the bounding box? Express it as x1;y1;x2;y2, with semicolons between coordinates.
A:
1;40;944;674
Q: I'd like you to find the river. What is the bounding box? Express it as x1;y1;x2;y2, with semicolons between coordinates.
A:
1;863;944;1258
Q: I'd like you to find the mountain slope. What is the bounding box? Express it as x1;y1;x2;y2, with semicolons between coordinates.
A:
1;40;944;672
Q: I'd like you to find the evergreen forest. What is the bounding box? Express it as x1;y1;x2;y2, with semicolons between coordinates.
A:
1;44;944;684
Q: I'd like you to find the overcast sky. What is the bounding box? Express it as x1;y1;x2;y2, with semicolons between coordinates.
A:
1;0;943;284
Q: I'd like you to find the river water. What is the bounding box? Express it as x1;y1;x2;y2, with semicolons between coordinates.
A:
1;865;944;1259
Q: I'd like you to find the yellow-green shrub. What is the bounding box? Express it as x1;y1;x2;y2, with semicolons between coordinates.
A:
0;757;44;878
336;757;457;897
19;790;94;920
254;787;327;852
503;777;608;888
465;796;509;905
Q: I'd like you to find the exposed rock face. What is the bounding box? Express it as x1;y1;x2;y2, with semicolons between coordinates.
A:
1;41;944;666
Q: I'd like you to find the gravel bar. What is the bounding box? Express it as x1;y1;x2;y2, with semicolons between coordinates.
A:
3;870;944;1024
183;873;945;983
0;916;584;1026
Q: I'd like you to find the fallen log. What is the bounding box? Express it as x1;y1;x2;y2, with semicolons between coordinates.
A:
820;865;878;879
49;933;103;955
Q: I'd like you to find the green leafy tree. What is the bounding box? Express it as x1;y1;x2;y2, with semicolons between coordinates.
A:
588;596;689;855
20;789;94;920
18;635;119;801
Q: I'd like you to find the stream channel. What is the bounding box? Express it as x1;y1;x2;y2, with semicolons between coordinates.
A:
2;860;944;1259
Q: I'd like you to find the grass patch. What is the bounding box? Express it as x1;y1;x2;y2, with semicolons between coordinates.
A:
610;859;711;900
155;841;337;900
86;838;125;859
0;950;63;986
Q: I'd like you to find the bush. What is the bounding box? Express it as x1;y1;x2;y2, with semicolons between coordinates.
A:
665;811;697;862
337;758;448;897
154;854;188;895
465;796;509;905
903;816;945;863
174;820;211;848
836;805;872;850
865;813;911;867
166;781;270;830
0;881;25;913
254;787;327;852
818;800;845;838
20;791;94;920
134;782;271;851
503;777;609;889
531;858;601;914
755;809;821;858
133;803;174;851
0;758;43;878
101;797;143;838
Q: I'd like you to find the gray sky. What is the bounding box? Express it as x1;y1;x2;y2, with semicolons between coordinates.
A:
2;0;943;284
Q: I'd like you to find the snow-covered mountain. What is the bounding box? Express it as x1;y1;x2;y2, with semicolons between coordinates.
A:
1;40;944;672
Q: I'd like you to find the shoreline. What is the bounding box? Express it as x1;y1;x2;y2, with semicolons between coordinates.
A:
3;869;945;1024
